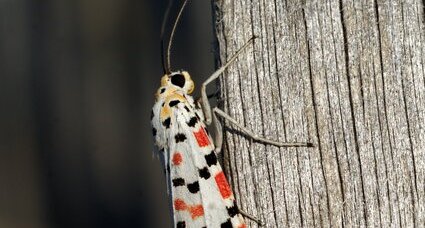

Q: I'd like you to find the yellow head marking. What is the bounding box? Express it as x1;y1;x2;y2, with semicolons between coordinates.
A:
161;74;169;87
158;71;194;95
181;71;194;94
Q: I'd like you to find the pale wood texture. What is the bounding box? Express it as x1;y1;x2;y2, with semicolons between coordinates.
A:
213;0;425;227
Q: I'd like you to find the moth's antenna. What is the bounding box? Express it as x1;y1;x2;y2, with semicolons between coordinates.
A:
166;0;189;73
160;0;173;74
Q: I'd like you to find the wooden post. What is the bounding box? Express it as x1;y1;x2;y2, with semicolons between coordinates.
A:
213;0;425;227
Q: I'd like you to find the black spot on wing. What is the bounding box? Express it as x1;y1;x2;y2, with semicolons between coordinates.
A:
176;221;186;228
162;117;171;128
220;219;232;228
226;205;238;217
152;127;157;136
172;178;185;187
184;105;190;112
169;100;180;107
160;88;166;94
205;151;217;166
187;116;198;127
199;167;211;179
187;181;199;193
150;110;154;120
175;133;187;143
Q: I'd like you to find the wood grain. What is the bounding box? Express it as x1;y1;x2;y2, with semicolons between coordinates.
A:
213;0;425;227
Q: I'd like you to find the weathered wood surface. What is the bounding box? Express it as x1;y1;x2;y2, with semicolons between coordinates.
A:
213;0;425;227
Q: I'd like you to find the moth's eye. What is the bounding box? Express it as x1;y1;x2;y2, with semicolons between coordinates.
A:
170;74;185;88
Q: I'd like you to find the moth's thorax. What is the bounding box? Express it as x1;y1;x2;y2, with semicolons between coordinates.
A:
152;71;197;133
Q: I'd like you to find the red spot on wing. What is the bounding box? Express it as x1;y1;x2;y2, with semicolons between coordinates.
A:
214;171;232;199
174;199;187;211
174;200;204;220
238;224;247;228
172;152;182;165
189;205;204;219
193;128;210;147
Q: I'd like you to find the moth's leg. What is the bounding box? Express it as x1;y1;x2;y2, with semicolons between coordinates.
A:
212;110;223;154
201;36;257;125
238;209;264;226
214;107;313;147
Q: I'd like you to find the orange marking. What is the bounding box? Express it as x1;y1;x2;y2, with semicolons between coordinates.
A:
193;128;210;147
174;200;204;220
189;205;204;219
238;224;247;228
174;199;187;211
172;152;182;165
215;171;232;199
160;106;171;119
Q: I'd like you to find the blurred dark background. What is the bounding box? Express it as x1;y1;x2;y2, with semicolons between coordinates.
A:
0;0;215;227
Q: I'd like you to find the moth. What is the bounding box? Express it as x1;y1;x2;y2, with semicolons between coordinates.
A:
151;0;312;227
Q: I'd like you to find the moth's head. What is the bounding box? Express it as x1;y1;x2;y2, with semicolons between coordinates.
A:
160;71;194;94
